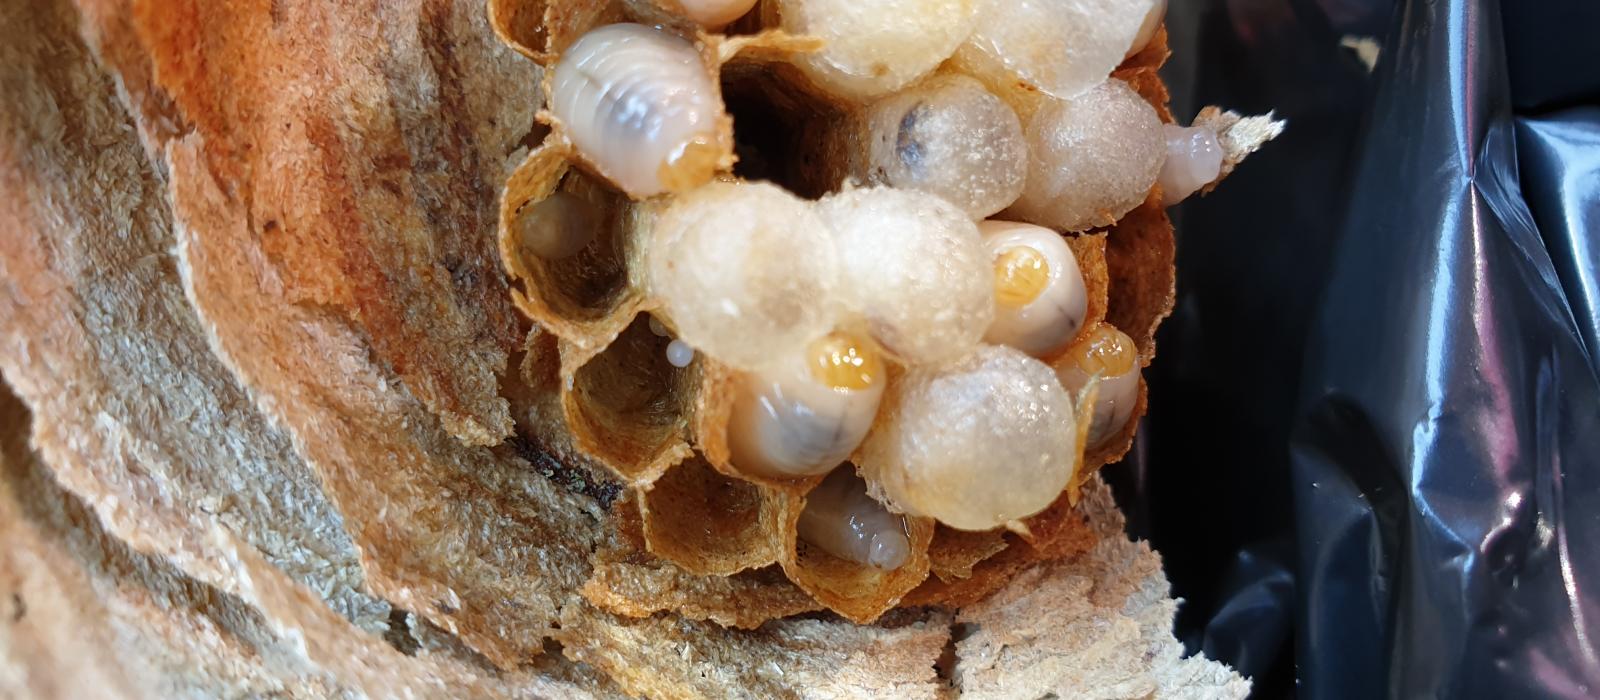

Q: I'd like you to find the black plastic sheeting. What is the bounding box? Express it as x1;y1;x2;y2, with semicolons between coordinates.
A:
1104;0;1600;697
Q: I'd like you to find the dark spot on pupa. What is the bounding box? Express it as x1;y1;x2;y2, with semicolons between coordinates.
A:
896;102;930;179
11;593;24;622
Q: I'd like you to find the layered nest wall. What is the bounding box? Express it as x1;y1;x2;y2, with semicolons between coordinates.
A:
0;0;1272;697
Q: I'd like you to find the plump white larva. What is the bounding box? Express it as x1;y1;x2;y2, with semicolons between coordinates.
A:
515;191;600;260
1005;79;1165;232
1159;123;1224;206
856;74;1027;218
955;0;1157;100
1052;324;1140;447
815;187;993;367
670;0;758;27
551;24;724;198
649;181;840;371
1127;0;1167;59
776;0;981;100
980;220;1088;359
860;344;1077;530
798;467;910;570
727;331;885;479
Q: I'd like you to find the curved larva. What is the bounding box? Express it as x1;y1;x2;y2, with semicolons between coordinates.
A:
1158;123;1224;206
1052;324;1140;447
551;24;724;197
514;191;600;260
727;331;885;480
798;467;910;570
980;220;1088;359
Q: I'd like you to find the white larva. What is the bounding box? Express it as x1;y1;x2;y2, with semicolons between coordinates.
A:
551;24;724;198
648;314;671;337
860;344;1077;531
1052;324;1140;447
854;74;1027;218
797;467;910;570
514;191;600;260
1158;123;1225;206
727;332;885;479
980;220;1089;359
1005;79;1165;232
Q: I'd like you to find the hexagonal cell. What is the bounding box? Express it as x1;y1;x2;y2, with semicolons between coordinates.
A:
638;456;783;575
776;467;934;623
500;144;646;352
562;314;697;486
488;0;624;63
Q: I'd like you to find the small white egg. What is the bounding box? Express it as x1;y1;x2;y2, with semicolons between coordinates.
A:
1051;324;1140;447
860;344;1077;531
1005;79;1165;232
856;74;1027;218
648;181;840;371
515;191;600;260
797;467;910;570
551;24;724;198
815;187;993;368
727;331;885;479
665;339;695;367
979;220;1088;359
1159;123;1224;206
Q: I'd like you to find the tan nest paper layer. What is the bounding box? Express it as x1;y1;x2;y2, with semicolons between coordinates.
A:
0;0;1262;696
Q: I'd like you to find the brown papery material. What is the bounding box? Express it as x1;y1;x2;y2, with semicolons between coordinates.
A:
0;0;1261;695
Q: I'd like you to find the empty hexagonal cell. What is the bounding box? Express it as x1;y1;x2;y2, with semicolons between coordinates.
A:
638;456;784;575
562;314;698;485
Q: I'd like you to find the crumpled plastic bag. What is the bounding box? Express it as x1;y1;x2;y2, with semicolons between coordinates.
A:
1131;0;1600;696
